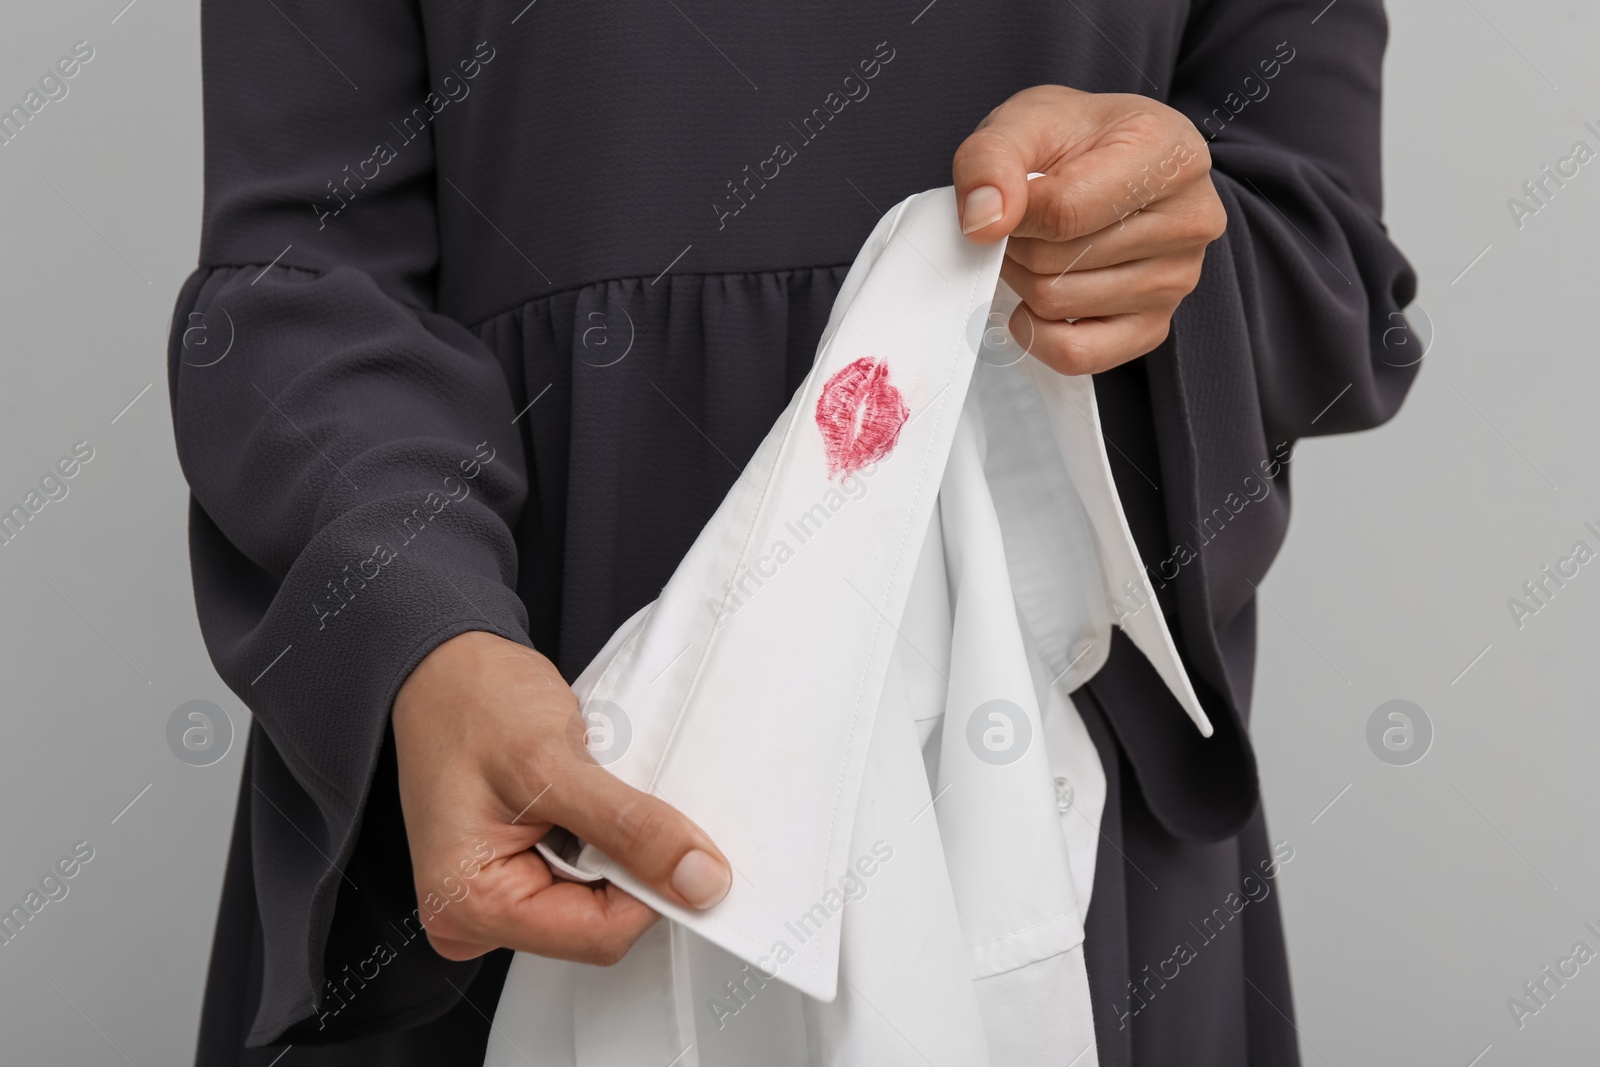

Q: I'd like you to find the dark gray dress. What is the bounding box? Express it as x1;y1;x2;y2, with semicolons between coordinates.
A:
169;1;1417;1062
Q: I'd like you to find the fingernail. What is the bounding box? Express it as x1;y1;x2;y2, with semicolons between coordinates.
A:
672;849;731;909
962;185;1004;233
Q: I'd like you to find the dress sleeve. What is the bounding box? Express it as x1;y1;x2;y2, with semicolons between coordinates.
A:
1167;0;1420;443
170;0;530;1043
1128;0;1419;709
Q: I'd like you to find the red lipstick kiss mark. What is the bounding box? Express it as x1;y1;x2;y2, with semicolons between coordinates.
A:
815;357;909;479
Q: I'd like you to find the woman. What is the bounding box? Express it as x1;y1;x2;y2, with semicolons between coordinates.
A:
170;1;1416;1063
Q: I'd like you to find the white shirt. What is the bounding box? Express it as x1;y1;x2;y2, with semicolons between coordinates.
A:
484;186;1210;1067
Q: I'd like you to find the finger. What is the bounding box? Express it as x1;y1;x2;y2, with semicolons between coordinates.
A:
953;85;1133;242
1005;207;1190;276
954;88;1209;243
1013;181;1227;275
1012;302;1171;377
500;881;659;965
1013;134;1208;243
540;758;733;911
1000;254;1196;321
950;122;1035;243
430;850;661;965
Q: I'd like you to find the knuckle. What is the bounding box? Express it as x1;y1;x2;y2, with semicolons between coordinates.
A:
609;797;673;861
1160;259;1202;302
421;917;472;958
1024;281;1072;321
568;924;640;967
1190;195;1227;242
590;932;635;967
1139;317;1173;357
964;125;1011;151
970;99;1012;132
423;931;470;961
954;126;1012;172
1123;107;1171;143
988;86;1058;129
1034;192;1082;240
460;865;520;917
1167;120;1212;170
1007;240;1051;274
1009;247;1044;273
1206;198;1228;240
1181;260;1205;296
1020;84;1071;108
450;882;496;925
1045;332;1098;377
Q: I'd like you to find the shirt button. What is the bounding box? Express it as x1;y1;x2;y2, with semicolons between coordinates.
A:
1054;776;1074;812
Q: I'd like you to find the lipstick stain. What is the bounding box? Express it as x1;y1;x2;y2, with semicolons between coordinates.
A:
815;357;909;479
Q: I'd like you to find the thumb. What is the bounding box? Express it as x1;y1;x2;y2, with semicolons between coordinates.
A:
951;123;1034;244
542;760;733;911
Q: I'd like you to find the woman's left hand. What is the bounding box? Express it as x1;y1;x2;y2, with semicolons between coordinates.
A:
953;85;1227;376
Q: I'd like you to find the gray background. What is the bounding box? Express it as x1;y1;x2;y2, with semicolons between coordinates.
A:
0;0;1595;1063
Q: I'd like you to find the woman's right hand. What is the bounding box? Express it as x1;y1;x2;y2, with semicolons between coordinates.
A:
391;630;731;965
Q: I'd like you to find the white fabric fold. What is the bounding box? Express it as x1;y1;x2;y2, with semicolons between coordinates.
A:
484;187;1210;1067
